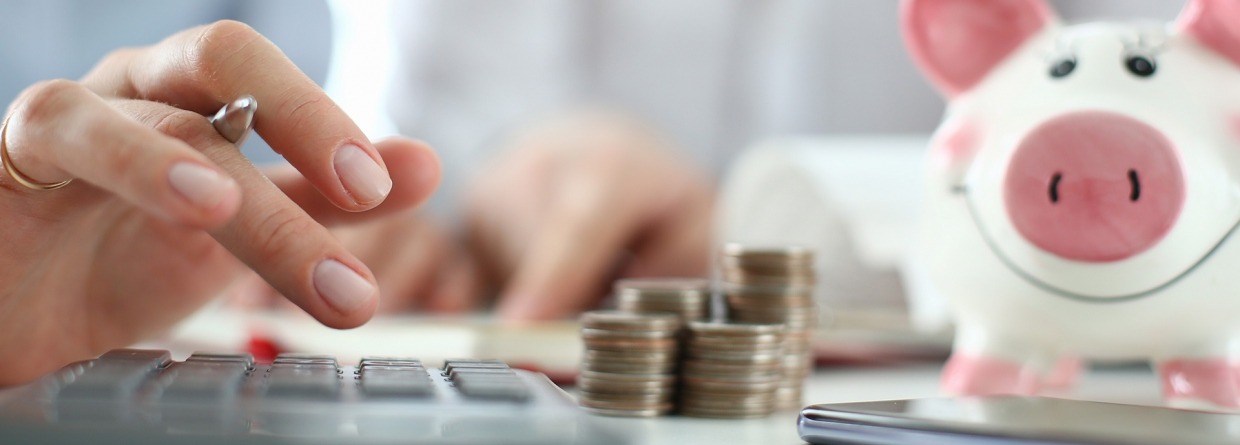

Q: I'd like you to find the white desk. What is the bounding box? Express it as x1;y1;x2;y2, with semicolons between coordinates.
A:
586;363;1163;445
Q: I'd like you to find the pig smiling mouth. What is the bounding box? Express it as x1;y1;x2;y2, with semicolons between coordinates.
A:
953;183;1240;303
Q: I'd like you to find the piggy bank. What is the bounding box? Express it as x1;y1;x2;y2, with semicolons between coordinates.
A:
904;0;1240;406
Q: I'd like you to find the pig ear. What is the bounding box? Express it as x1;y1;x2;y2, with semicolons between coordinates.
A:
902;0;1056;97
1177;0;1240;68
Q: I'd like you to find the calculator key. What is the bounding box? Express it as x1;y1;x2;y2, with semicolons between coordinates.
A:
448;367;516;380
360;368;434;398
187;352;255;370
443;359;508;374
454;373;529;401
455;381;529;401
360;365;427;375
359;357;422;367
273;353;339;368
100;349;173;366
265;366;340;399
59;349;171;399
161;362;247;401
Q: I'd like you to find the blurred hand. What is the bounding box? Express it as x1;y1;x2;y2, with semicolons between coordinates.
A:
0;21;440;384
466;110;715;321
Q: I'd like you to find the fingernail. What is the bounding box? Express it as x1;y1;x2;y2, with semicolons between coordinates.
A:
168;162;237;209
333;144;392;206
313;259;376;313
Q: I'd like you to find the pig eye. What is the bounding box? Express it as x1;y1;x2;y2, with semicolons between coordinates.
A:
1125;55;1156;77
1048;58;1077;78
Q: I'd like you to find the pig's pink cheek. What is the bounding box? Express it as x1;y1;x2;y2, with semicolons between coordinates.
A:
1231;115;1240;141
930;118;979;170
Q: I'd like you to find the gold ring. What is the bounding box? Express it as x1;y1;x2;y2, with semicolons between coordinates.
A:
0;115;73;191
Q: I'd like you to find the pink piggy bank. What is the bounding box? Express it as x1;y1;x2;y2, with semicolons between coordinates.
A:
904;0;1240;406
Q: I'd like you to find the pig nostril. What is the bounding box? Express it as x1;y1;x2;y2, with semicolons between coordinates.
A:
1049;172;1063;203
1128;169;1141;202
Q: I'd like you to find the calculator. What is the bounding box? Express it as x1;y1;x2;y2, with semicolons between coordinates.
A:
0;349;626;444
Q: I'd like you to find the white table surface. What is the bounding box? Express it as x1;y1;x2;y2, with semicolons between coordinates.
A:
587;362;1164;445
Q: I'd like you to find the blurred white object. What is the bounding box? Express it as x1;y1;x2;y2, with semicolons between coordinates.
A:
718;136;952;333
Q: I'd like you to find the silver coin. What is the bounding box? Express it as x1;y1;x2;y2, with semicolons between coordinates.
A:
682;376;781;394
725;295;816;309
614;277;710;293
581;361;678;375
580;327;680;340
582;349;679;364
720;271;817;287
722;281;815;296
685;349;784;363
682;360;783;376
720;243;814;261
688;340;785;353
581;310;683;331
583;337;680;352
577;378;676;395
688;321;785;337
579;370;677;382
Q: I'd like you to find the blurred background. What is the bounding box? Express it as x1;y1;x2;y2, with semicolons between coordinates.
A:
0;0;1191;361
0;0;1184;212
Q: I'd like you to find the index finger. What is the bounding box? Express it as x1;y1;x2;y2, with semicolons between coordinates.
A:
118;99;380;329
81;20;394;211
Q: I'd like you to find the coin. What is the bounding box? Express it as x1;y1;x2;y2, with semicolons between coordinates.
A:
577;378;676;395
578;310;682;417
614;277;711;322
581;310;683;331
582;350;679;365
580;361;678;375
580;328;680;340
681;359;782;376
615;277;710;293
583;337;679;351
721;243;814;261
717;243;818;418
688;321;785;336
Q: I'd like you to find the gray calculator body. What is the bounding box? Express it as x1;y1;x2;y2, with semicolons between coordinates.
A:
0;349;625;444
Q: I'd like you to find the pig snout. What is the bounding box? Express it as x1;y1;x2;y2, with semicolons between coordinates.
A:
1003;111;1185;262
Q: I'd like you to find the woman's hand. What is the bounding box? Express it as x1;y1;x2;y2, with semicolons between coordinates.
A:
0;21;440;384
228;207;484;315
466;110;715;321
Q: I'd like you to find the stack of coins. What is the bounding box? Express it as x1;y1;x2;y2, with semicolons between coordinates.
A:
577;311;683;417
614;278;712;321
679;322;786;418
719;243;818;410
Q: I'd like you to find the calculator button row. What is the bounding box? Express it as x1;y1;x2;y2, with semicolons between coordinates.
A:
186;352;255;370
446;363;529;402
359;367;434;398
161;361;247;401
359;357;423;368
58;349;171;400
265;366;340;399
273;353;339;368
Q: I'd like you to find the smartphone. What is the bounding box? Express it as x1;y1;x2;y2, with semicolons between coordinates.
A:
798;396;1240;445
